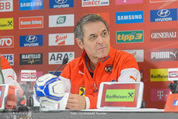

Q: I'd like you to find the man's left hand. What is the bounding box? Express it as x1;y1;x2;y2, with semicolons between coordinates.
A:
66;94;86;110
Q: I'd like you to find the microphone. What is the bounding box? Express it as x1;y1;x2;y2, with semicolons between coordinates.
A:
53;55;69;75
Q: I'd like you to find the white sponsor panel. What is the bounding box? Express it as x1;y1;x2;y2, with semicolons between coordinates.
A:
21;70;37;81
48;33;74;46
122;49;144;62
49;52;75;64
49;14;74;27
2;54;14;66
0;0;13;12
82;0;109;7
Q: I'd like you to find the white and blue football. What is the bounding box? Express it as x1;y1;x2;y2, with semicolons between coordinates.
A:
33;74;65;106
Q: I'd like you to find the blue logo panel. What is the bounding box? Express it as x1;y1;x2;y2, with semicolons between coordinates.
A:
2;54;14;66
150;8;177;22
116;11;143;24
20;35;43;47
19;0;43;11
49;0;74;9
49;71;61;77
173;100;178;106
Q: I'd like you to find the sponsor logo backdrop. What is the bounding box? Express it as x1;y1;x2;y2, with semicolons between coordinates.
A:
1;0;178;109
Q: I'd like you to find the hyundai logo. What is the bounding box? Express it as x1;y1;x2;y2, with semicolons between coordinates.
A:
26;35;37;43
157;9;170;17
55;0;67;4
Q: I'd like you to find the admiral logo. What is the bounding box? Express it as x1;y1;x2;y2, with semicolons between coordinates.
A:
0;0;13;12
21;70;37;81
0;36;14;48
169;71;178;78
19;16;43;29
49;52;75;64
48;33;74;46
116;30;144;43
150;8;177;22
150;69;168;81
2;54;14;66
116;0;143;5
150;0;177;3
122;50;144;62
19;0;43;11
116;11;143;24
49;14;74;27
168;68;178;81
151;48;178;61
151;89;169;101
0;18;13;30
49;0;74;8
20;53;43;65
20;35;43;47
151;29;177;41
82;0;109;7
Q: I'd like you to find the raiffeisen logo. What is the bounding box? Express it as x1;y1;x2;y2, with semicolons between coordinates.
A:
150;69;168;81
105;89;135;102
56;16;66;24
150;8;177;22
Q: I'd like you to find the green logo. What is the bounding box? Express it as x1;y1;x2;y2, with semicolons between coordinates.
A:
116;30;143;43
105;89;135;102
56;16;66;24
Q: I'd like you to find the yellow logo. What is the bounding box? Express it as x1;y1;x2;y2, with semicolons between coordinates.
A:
150;69;168;81
0;18;13;30
79;87;85;96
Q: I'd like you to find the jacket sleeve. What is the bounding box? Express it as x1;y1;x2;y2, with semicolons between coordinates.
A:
118;52;141;82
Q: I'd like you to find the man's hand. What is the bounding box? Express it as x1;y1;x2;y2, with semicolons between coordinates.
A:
66;94;86;110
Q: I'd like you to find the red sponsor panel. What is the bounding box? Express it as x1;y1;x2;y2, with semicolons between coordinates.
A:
0;36;14;48
151;89;169;101
19;16;43;29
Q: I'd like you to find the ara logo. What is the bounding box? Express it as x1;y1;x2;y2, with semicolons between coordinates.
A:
48;52;74;64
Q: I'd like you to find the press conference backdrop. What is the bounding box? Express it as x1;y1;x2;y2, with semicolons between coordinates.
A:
0;0;178;109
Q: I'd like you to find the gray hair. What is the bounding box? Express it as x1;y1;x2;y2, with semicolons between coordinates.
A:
74;14;109;43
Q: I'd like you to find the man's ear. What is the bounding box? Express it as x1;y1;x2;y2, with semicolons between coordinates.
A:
76;38;84;49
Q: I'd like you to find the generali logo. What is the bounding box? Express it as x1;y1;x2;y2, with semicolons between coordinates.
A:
0;36;14;48
48;33;74;46
151;48;178;61
150;29;177;41
19;16;43;29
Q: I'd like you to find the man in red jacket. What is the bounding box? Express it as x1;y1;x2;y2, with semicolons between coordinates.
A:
0;55;22;109
59;14;141;110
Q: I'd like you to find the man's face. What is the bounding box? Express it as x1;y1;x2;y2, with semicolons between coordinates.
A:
78;21;110;61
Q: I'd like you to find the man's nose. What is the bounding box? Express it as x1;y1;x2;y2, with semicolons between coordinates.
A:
96;35;104;44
